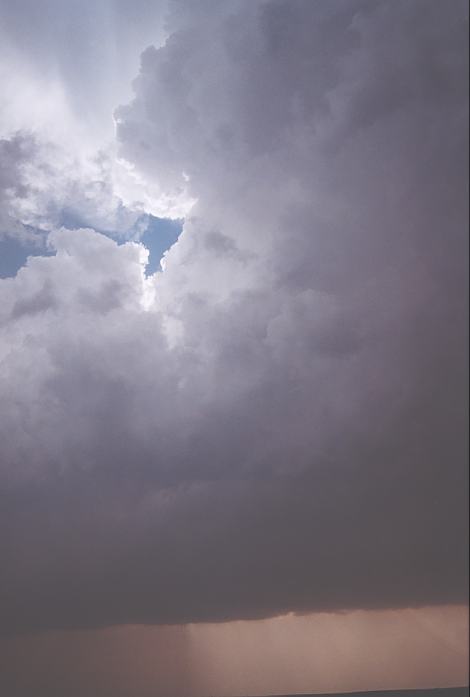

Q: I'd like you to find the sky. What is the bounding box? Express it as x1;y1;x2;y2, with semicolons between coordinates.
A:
0;1;468;696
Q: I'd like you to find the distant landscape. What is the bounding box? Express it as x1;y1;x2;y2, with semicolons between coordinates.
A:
235;689;469;697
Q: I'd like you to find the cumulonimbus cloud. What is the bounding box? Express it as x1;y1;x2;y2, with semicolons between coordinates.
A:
0;0;468;634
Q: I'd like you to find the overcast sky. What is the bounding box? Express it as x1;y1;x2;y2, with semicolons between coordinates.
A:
0;1;468;695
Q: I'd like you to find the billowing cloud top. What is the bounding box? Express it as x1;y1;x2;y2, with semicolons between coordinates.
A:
0;0;468;634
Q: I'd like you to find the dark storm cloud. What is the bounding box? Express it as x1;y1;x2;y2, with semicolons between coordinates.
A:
0;0;468;634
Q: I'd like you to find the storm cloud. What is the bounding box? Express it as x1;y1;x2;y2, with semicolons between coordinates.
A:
0;0;468;635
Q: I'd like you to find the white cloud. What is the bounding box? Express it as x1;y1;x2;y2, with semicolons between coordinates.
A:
0;0;190;249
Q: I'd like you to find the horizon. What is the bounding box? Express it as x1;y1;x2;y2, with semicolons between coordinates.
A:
218;688;469;695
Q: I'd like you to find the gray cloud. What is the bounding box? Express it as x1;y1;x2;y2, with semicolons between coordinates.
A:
0;0;468;634
0;132;44;246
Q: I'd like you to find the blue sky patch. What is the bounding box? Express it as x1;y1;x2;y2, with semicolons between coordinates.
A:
0;216;182;279
0;234;53;279
141;216;183;275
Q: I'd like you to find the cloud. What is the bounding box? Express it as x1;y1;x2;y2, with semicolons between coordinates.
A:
0;132;43;245
0;0;468;633
0;0;190;239
0;129;187;279
0;133;139;238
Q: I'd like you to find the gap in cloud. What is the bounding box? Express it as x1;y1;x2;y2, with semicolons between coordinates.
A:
57;207;149;241
0;238;30;278
57;209;183;276
0;215;182;279
140;216;183;275
0;232;52;279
